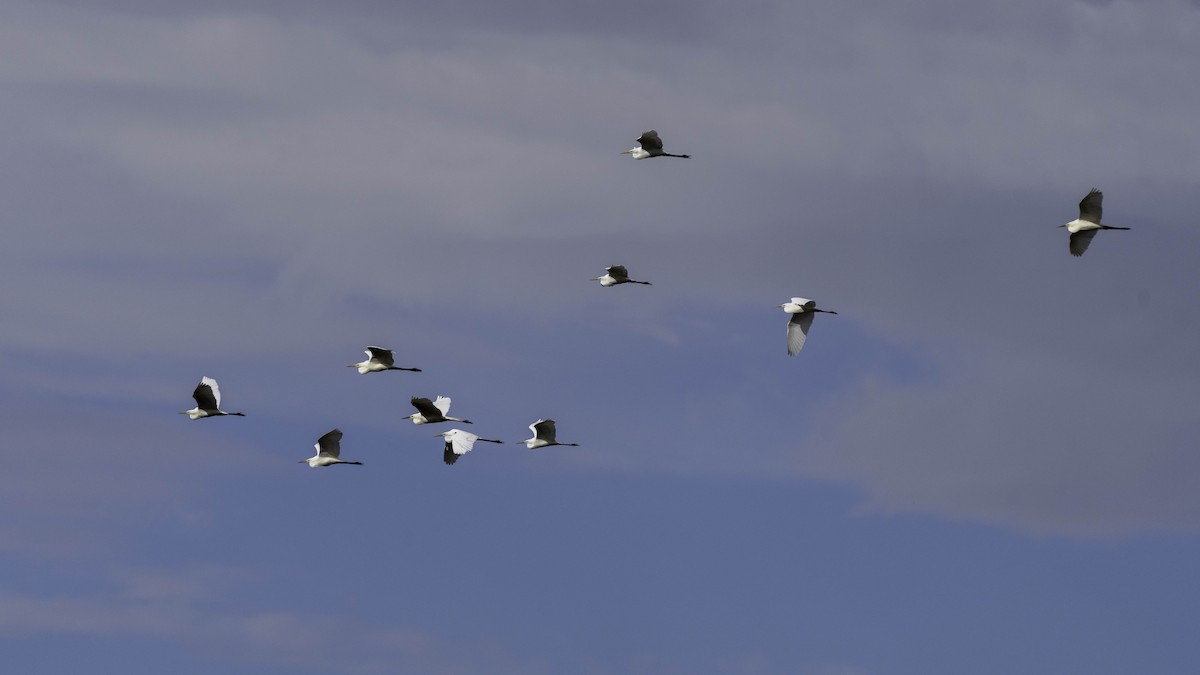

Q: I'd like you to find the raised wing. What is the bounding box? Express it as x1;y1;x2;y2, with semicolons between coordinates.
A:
1078;188;1103;224
411;397;441;418
532;419;558;443
636;130;663;152
787;311;815;355
1069;229;1098;257
316;428;343;457
606;265;630;281
790;297;813;308
193;377;220;409
365;346;395;367
432;396;452;416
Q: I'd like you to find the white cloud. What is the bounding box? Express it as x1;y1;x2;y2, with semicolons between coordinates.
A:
2;0;1199;539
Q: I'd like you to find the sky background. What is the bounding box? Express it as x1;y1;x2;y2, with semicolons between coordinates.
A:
2;0;1200;672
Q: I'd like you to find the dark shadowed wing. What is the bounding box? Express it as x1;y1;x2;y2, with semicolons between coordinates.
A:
1069;229;1098;257
1078;188;1103;224
606;265;630;281
411;397;441;418
636;130;663;152
443;441;459;465
532;419;558;443
192;379;219;409
365;346;395;367
316;429;343;457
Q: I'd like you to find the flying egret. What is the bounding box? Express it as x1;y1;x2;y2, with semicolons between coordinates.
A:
436;428;503;465
518;419;579;449
405;396;472;425
300;429;363;468
621;130;690;159
593;264;651;287
778;298;838;356
1061;188;1130;257
180;376;245;419
348;346;422;374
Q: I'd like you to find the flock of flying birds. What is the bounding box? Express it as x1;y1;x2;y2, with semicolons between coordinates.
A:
181;362;578;467
179;130;1130;468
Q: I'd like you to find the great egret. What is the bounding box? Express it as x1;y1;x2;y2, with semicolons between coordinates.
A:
621;130;690;159
348;346;422;374
1061;188;1130;257
778;298;838;356
180;376;245;419
593;264;651;287
518;419;579;449
436;428;503;465
405;396;472;425
300;428;362;468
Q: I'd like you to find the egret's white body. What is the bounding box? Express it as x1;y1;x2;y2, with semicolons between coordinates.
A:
1060;188;1130;257
300;429;363;468
406;396;472;425
621;130;690;159
593;264;651;287
518;419;579;449
778;297;838;356
180;376;245;419
348;346;422;374
436;428;503;465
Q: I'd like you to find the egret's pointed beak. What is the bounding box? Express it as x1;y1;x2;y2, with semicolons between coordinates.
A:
620;149;632;154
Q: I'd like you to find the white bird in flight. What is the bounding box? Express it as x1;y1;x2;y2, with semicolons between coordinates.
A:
518;419;579;449
300;428;363;468
436;428;503;465
180;376;245;419
593;264;652;287
778;298;838;356
1061;188;1130;257
348;346;422;374
621;130;690;159
405;396;472;425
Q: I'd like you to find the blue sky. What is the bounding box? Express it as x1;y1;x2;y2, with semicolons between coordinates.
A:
2;1;1200;672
